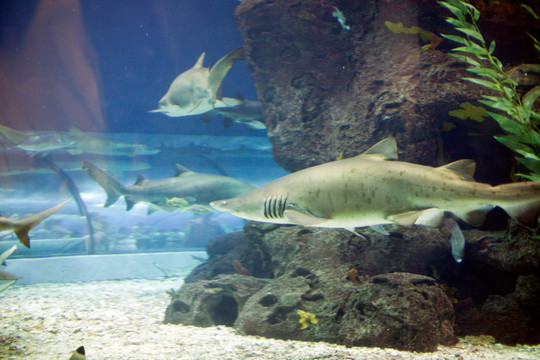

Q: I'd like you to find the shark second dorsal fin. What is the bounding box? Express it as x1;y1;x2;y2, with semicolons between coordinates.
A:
359;137;398;160
437;159;476;181
134;174;148;186
193;52;206;68
175;164;196;176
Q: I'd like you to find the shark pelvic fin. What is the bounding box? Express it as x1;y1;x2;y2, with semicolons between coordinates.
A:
437;159;476;181
358;137;398;160
283;208;330;226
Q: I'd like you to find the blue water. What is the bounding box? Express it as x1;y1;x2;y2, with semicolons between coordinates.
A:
0;1;285;259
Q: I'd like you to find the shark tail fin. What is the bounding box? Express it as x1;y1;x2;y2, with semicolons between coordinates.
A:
495;182;540;227
82;161;126;207
13;198;72;248
0;124;27;145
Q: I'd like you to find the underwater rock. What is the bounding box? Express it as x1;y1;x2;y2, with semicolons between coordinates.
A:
164;274;268;327
184;229;274;283
235;0;517;185
338;273;456;351
169;222;458;351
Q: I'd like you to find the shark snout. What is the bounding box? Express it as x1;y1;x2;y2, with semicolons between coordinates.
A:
210;199;228;212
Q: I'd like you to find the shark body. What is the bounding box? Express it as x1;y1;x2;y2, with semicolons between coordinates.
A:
150;48;244;117
210;138;540;232
0;199;71;247
205;99;266;130
83;161;256;212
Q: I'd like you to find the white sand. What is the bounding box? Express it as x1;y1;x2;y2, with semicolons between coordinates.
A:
0;278;539;360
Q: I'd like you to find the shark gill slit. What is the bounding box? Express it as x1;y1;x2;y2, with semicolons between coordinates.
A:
264;195;287;219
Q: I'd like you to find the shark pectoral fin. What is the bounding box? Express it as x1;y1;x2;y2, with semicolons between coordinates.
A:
125;198;136;211
389;208;445;227
283;209;330;226
414;208;445;227
388;210;425;225
208;48;244;101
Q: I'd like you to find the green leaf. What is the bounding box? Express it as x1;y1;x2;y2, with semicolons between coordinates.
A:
445;17;467;28
441;34;470;46
488;40;496;54
456;27;485;43
523;86;540;111
466;67;501;80
494;135;534;154
438;1;466;20
479;98;516;117
517;157;540;175
462;2;481;22
521;4;540;20
449;53;482;66
487;111;523;136
464;77;501;91
515;149;540;161
452;44;488;56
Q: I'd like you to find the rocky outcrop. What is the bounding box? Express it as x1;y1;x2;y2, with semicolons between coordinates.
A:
166;221;540;349
234;0;539;185
166;223;459;352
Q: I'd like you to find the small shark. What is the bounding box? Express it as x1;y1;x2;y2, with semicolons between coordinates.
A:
0;124;75;155
211;138;540;233
65;127;160;156
83;161;257;213
0;198;72;248
204;99;267;130
150;48;244;117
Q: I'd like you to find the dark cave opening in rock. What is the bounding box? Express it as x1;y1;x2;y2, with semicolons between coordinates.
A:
207;295;239;327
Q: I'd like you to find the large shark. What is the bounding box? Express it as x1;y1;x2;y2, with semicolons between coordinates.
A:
0;198;72;248
83;161;257;213
150;48;244;117
210;138;540;233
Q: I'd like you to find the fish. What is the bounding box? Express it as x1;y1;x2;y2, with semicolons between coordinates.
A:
210;137;540;234
332;6;350;31
0;198;72;248
150;48;244;117
83;161;257;213
0;124;75;155
444;217;466;263
68;346;86;360
203;98;267;130
65;127;160;156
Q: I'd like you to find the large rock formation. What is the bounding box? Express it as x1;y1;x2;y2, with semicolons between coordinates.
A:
235;0;538;184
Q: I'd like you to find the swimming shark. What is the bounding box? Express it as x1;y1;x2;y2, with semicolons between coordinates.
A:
150;48;244;117
0;198;72;248
203;99;267;130
83;161;257;213
210;137;540;233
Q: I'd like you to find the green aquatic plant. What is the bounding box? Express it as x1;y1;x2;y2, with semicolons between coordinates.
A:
438;0;540;180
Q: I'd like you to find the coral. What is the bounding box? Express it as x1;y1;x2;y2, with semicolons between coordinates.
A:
297;309;318;330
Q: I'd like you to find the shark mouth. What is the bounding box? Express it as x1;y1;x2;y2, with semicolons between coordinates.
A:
263;195;287;219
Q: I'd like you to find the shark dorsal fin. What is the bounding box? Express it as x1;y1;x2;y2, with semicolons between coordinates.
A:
175;164;196;176
134;174;148;186
68;126;84;136
193;52;206;68
359;137;398;160
437;159;476;181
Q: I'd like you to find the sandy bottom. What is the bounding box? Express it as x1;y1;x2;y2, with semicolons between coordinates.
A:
0;278;539;360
